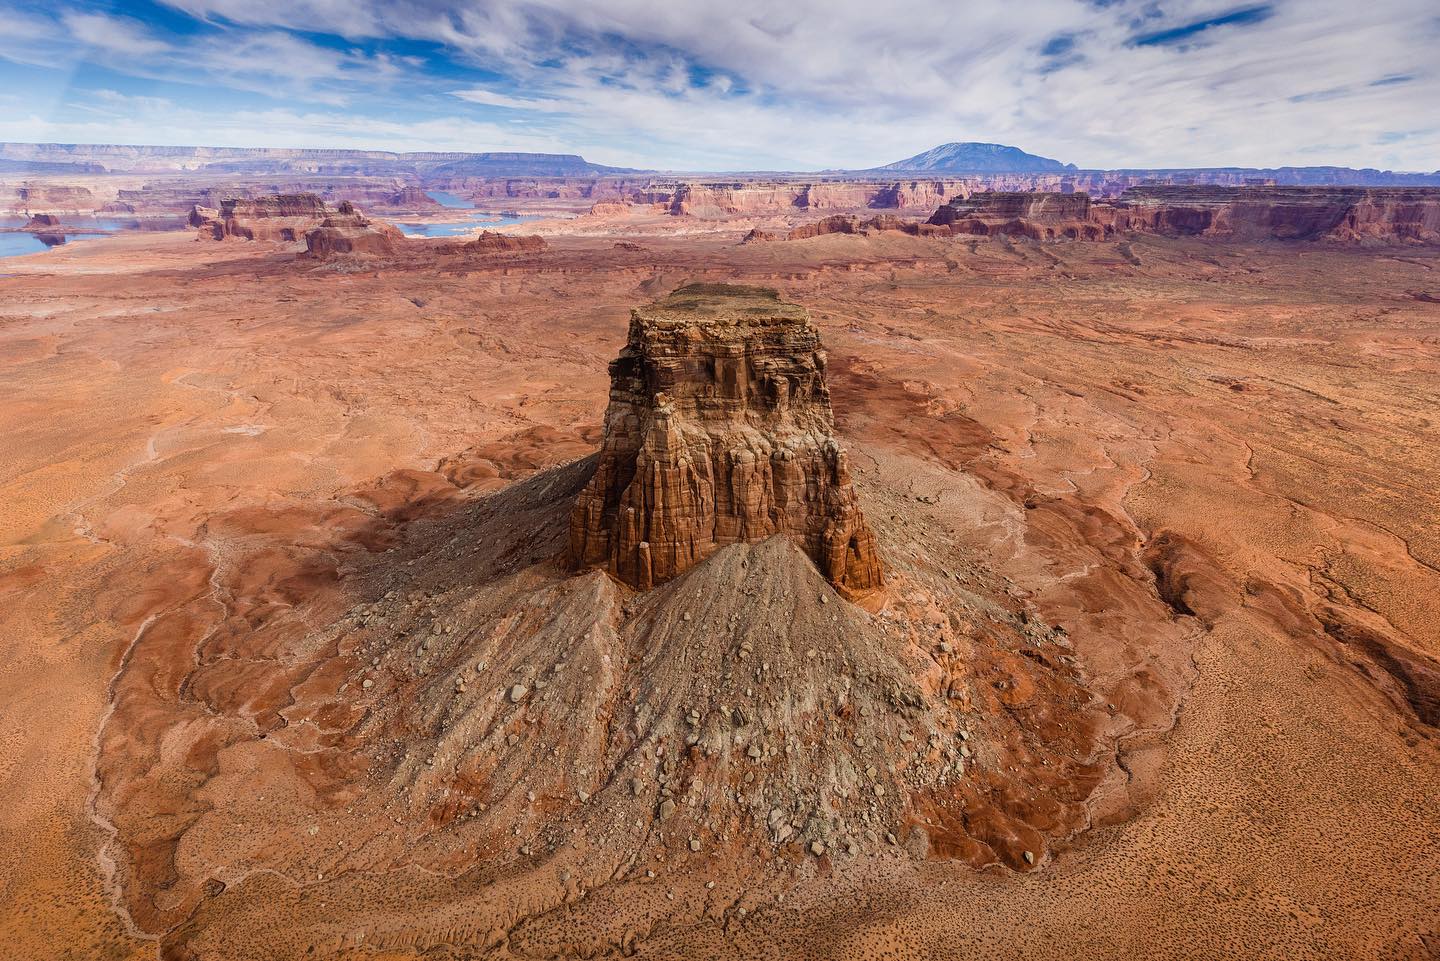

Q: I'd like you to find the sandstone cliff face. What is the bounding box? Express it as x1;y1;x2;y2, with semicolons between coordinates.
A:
302;201;404;258
16;184;94;209
927;192;1108;240
192;193;333;241
919;187;1440;244
1108;186;1440;243
782;214;948;240
453;230;547;254
664;180;975;217
189;193;404;254
569;284;882;595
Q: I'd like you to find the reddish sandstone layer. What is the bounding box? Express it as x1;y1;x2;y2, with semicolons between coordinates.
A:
187;194;405;256
569;284;882;594
190;193;333;241
775;214;949;241
302;200;404;258
922;186;1440;244
1107;185;1440;243
927;191;1107;240
451;230;548;254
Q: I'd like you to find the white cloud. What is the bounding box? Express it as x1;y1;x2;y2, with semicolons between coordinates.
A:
7;0;1439;170
450;88;568;113
0;101;576;155
61;11;173;57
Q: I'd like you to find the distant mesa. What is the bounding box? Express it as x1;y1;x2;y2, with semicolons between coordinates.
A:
187;193;403;256
868;142;1077;174
450;230;547;255
1104;184;1440;243
784;213;949;240
587;200;632;217
15;184;94;208
920;186;1440;244
426;151;632;178
738;187;1440;246
569;284;883;596
0;142;638;177
926;191;1106;240
190;193;333;242
4;140;1440;189
302;200;404;258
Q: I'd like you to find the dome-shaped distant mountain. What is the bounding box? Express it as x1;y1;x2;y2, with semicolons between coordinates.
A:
867;142;1076;173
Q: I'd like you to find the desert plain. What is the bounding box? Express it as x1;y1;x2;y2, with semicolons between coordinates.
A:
0;195;1437;961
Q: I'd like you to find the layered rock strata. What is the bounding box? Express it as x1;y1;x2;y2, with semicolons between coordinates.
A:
187;193;404;255
451;230;548;254
922;186;1440;244
302;200;403;257
190;193;332;241
569;284;882;595
928;191;1105;240
1106;185;1440;242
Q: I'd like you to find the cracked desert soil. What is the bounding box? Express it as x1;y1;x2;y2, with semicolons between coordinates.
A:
0;227;1436;959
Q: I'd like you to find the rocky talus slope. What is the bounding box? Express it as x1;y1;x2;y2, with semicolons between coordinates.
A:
568;284;883;595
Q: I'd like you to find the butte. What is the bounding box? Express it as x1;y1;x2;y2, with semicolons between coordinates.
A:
568;283;883;596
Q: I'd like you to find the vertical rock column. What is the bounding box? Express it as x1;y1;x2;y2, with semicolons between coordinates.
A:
568;283;883;596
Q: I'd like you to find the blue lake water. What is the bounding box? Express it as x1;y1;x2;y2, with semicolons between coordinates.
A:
0;233;53;257
0;230;111;259
0;216;169;260
424;190;476;209
0;203;540;257
390;212;540;237
0;216;138;231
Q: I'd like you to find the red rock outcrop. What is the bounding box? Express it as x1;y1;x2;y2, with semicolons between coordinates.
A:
1107;185;1440;243
569;284;883;595
192;193;333;241
736;215;948;245
786;214;866;239
784;214;949;240
302;201;404;258
662;181;975;217
919;186;1440;244
15;184;94;209
387;185;439;210
22;213;62;230
927;192;1108;240
452;230;547;254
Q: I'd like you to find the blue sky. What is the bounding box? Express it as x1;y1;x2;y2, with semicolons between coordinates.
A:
0;0;1436;171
